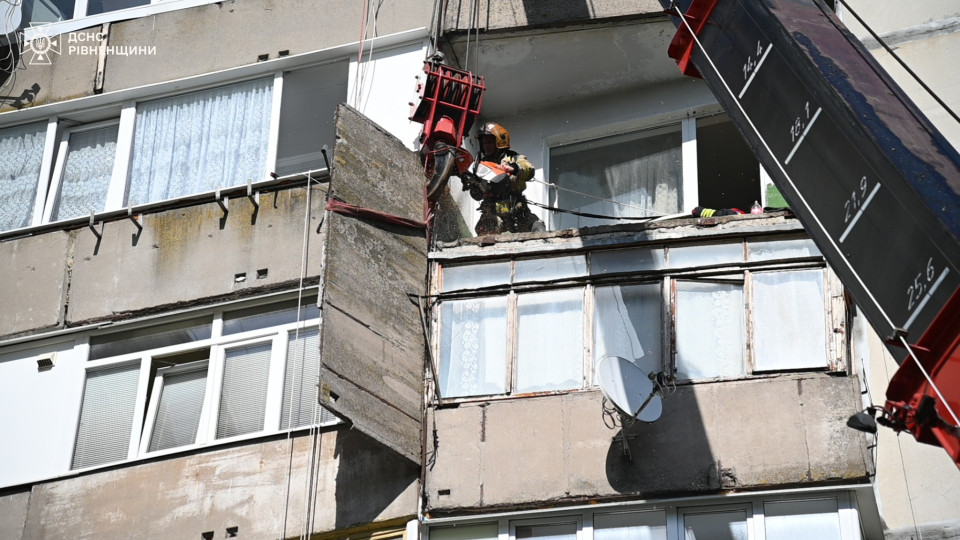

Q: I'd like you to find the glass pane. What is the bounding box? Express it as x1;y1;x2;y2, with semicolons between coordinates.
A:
149;364;207;452
127;77;273;206
675;282;745;380
515;255;586;282
86;0;150;16
222;297;319;335
550;124;682;229
429;523;499;540
748;238;821;261
53;125;118;221
275;61;348;176
696;114;760;211
441;261;512;292
516;289;583;393
669;242;744;268
753;271;828;371
217;342;272;439
595;511;667;540
0;122;46;231
682;509;748;540
515;523;577;539
764;499;842;540
594;284;662;373
72;363;139;469
89;317;212;360
591;247;665;275
282;328;336;429
439;297;508;397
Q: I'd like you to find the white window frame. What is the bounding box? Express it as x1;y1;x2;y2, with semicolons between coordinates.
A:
423;491;863;540
41;118;121;223
23;0;225;42
543;112;765;230
70;296;332;470
433;236;842;402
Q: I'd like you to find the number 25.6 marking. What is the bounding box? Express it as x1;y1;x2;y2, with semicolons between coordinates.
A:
906;257;936;311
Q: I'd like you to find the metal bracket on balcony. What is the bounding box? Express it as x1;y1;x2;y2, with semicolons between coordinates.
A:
246;179;260;211
88;212;103;240
127;207;142;232
215;187;229;216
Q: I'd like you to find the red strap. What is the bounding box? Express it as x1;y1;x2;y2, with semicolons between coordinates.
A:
326;198;426;230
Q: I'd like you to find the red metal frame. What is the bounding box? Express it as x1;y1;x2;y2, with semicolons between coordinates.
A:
885;289;960;467
410;60;485;151
665;0;721;78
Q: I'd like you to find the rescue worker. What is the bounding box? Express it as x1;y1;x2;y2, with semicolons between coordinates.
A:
463;122;546;235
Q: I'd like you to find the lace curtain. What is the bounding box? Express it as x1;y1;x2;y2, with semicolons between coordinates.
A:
127;77;273;206
439;297;508;398
53;125;118;221
674;281;746;380
0;122;46;231
550;125;682;229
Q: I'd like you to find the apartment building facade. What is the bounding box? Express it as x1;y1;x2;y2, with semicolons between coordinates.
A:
0;0;957;539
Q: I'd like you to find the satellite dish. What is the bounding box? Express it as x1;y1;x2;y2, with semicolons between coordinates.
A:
596;355;663;422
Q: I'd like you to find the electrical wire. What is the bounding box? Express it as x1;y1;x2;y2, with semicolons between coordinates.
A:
529;177;676;216
836;0;960;128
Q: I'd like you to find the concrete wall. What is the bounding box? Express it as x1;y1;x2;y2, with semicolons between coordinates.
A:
0;184;327;338
442;0;665;32
1;0;434;112
0;428;417;540
319;104;428;463
423;375;869;514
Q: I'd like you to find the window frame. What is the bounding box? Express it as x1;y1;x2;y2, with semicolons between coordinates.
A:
544;112;770;230
432;235;844;403
423;490;864;540
69;294;334;471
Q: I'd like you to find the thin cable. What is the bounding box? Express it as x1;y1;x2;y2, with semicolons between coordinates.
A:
353;0;370;107
836;0;960;128
526;199;661;221
898;335;960;427
530;178;674;214
877;336;923;540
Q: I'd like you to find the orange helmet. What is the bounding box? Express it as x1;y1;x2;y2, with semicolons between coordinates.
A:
480;122;510;150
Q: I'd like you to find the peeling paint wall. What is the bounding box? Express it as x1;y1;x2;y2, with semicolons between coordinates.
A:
1;428;417;540
0;185;327;339
424;376;869;514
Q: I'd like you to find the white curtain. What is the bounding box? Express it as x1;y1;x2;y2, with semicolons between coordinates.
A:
682;511;748;540
764;499;842;540
127;77;273;206
675;282;745;380
516;289;583;393
550;126;682;229
753;270;828;371
0;122;46;231
594;510;668;540
439;297;508;397
53;125;118;221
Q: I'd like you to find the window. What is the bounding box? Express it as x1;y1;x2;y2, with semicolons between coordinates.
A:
548;114;760;229
18;0;227;40
71;295;336;470
426;493;861;540
434;236;839;399
0;61;347;234
0;121;48;231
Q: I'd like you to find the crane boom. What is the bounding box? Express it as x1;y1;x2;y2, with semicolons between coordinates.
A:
658;0;960;466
